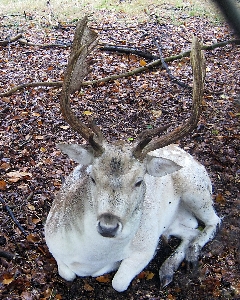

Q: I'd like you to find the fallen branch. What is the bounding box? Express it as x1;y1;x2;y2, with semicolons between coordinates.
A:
0;34;71;48
0;33;23;46
18;38;71;48
100;39;240;57
100;45;158;60
0;197;27;236
154;39;190;89
0;81;62;97
1;39;239;97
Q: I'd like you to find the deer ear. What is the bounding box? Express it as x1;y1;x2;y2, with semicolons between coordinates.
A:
146;155;182;177
57;144;94;165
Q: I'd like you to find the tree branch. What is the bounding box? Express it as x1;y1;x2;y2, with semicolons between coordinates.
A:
18;38;71;48
99;45;158;60
0;81;62;97
0;34;23;46
0;197;27;236
0;39;239;97
154;39;190;89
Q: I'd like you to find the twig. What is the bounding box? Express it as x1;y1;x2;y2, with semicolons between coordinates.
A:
154;38;190;89
26;191;34;202
0;249;15;260
0;197;27;236
0;33;23;46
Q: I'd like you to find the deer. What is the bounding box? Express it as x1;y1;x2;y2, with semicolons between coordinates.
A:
45;18;221;292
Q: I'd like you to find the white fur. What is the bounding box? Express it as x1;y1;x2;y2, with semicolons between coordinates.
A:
45;143;220;292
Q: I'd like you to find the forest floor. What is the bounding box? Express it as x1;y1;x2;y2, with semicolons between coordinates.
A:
0;4;239;300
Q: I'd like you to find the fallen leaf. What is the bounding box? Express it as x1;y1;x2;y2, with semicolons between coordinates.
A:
151;110;162;118
2;273;14;285
32;218;41;224
84;281;94;291
215;193;226;204
0;162;11;170
140;59;147;66
27;204;35;211
27;234;40;243
83;110;92;115
60;125;70;130
96;274;111;283
145;271;155;280
35;135;44;140
7;171;32;182
0;180;7;190
137;271;154;280
32;112;41;117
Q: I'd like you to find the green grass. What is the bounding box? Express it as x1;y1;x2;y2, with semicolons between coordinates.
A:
0;0;221;24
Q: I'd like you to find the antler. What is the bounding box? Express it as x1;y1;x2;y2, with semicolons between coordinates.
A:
133;36;205;160
60;17;104;156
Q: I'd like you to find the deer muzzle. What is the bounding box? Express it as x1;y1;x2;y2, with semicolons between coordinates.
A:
97;213;122;238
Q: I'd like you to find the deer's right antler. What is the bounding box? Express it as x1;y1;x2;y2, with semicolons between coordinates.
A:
60;17;104;156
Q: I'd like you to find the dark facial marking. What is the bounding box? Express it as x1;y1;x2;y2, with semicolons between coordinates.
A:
110;157;123;175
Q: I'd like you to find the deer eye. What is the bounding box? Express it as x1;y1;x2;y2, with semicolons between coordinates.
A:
135;180;143;187
90;177;96;184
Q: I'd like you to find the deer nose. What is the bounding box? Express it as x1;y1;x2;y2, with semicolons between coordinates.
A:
97;213;122;238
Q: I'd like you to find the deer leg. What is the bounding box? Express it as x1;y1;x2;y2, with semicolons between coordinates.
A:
57;260;76;281
159;223;199;287
182;191;221;263
185;211;220;263
112;249;157;292
159;207;200;287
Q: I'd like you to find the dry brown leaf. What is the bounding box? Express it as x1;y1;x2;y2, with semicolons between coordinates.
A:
0;162;11;170
96;274;111;283
140;59;147;66
27;204;36;211
32;112;41;117
26;234;40;243
35;135;44;140
145;271;155;280
0;180;7;190
137;271;154;280
215;193;226;204
7;171;32;182
152;110;162;118
32;218;41;224
84;281;94;291
2;273;14;285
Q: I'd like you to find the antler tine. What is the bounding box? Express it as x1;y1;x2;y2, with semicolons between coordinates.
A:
133;124;173;158
133;36;205;161
60;17;104;156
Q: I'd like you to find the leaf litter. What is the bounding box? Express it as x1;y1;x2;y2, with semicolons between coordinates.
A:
0;8;239;300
